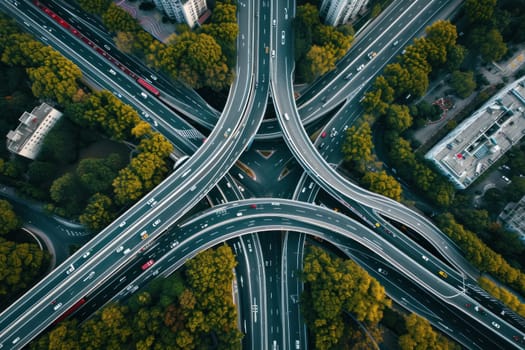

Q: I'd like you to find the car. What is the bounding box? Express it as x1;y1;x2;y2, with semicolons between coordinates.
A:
201;223;208;229
421;255;430;261
273;19;276;26
12;337;20;345
66;265;75;275
152;219;161;227
281;31;285;45
319;142;325;149
438;270;448;278
367;51;377;59
392;40;399;46
321;131;327;138
284;113;290;120
501;175;511;183
140;231;149;240
271;49;276;58
170;240;179;248
109;69;116;75
236;212;243;217
344;72;353;80
465;303;471;308
224;128;231;138
343;125;349;131
295;340;300;349
140;92;148;99
250;204;257;209
82;251;90;258
238;173;244;180
330;128;338;137
491;321;500;329
301;187;306;193
226;182;232;188
356;64;365;72
374;222;381;228
150;74;157;81
308;182;314;189
141;259;155;271
115;246;124;253
377;268;388;275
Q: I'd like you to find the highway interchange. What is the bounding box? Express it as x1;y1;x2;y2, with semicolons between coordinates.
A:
1;0;525;349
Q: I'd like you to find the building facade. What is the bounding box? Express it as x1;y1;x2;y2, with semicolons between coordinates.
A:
6;103;63;160
153;0;209;28
320;0;369;26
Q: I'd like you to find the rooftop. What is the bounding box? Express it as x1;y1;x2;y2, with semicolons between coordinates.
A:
425;77;525;189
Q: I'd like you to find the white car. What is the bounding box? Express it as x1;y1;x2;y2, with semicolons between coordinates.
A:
236;212;243;217
170;240;179;248
356;64;365;72
115;246;124;253
422;255;429;262
53;302;63;311
491;321;500;329
66;265;75;275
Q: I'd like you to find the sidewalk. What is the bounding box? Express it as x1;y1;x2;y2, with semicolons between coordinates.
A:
114;0;176;43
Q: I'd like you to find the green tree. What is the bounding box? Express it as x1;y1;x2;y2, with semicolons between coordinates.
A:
0;241;49;303
480;28;508;62
305;45;336;80
341;122;374;173
450;70;477;98
0;200;19;235
77;157;119;194
76;0;111;15
113;167;144;206
361;171;402;201
465;0;497;24
399;313;460;349
385;104;413;133
102;3;140;32
79;193;114;232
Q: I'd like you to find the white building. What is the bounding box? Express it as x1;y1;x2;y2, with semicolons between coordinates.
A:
6;103;63;160
425;77;525;189
320;0;369;26
153;0;209;28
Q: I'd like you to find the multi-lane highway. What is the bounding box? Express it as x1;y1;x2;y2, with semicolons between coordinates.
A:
1;0;525;349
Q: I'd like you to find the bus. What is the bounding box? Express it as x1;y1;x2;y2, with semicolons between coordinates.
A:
137;78;160;97
52;297;86;325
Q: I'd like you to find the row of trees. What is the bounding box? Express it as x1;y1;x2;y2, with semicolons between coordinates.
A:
294;3;354;82
31;244;242;349
0;200;50;310
436;213;525;309
478;277;525;316
77;0;236;91
398;313;460;350
301;246;391;349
